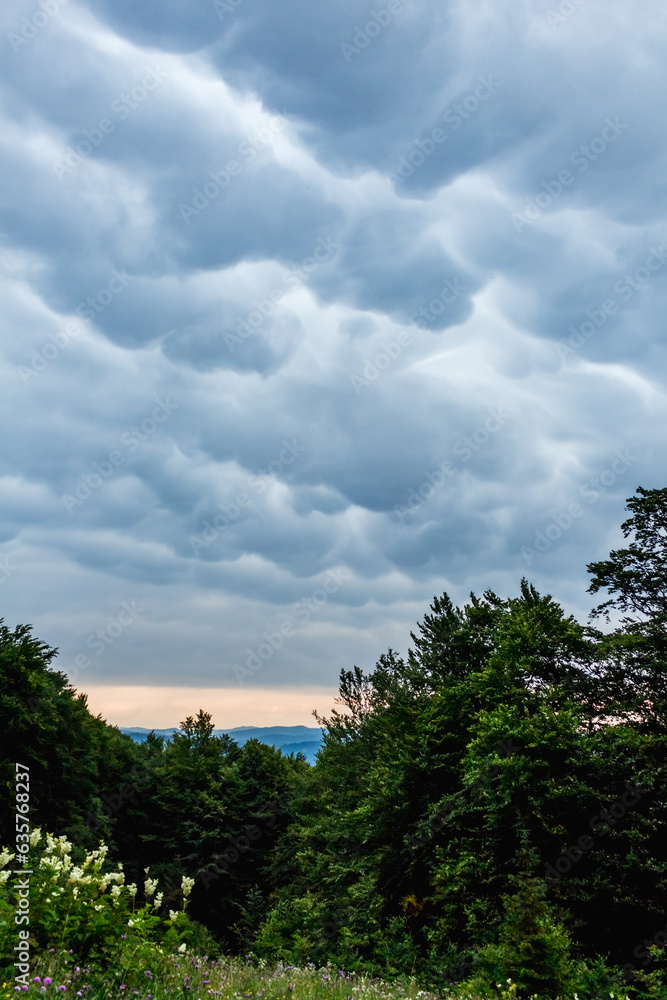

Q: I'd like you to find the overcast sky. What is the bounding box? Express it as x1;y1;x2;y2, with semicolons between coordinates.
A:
1;0;666;727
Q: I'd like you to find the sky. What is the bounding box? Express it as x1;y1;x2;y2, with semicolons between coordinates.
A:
1;0;666;728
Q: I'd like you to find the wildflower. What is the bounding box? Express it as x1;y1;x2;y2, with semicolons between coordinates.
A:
181;876;195;898
127;884;137;898
128;920;134;927
178;944;187;953
144;877;158;896
0;849;15;869
153;892;163;909
169;910;179;922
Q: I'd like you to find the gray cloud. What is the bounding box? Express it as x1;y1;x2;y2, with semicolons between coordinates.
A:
1;0;666;703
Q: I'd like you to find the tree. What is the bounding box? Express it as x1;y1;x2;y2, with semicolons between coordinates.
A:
587;485;667;728
0;619;138;849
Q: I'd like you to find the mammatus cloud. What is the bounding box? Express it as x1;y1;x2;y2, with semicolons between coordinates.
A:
1;0;666;722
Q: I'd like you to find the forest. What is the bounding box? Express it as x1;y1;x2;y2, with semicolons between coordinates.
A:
2;485;667;999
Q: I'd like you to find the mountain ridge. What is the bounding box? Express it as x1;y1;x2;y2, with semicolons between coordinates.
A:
119;724;324;763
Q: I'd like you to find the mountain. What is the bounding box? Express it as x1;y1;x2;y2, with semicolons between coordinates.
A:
119;724;324;764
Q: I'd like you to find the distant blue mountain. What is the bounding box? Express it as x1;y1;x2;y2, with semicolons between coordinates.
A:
120;724;324;764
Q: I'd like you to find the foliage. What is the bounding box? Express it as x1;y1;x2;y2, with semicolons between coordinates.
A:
0;957;447;1000
4;486;667;998
0;829;209;983
0;622;139;850
587;485;667;730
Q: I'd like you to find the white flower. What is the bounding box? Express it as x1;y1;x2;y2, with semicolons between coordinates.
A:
128;919;135;927
144;877;158;896
127;883;137;898
153;892;163;909
110;885;121;900
169;910;179;922
0;870;12;885
29;829;43;848
181;876;195;898
0;848;15;869
67;867;92;885
178;943;187;953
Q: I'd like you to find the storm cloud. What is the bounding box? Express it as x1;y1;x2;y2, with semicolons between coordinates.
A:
1;0;666;716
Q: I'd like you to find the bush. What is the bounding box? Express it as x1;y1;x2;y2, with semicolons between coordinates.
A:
0;829;214;986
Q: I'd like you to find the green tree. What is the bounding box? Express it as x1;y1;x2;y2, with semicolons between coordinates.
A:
587;485;667;730
0;620;138;849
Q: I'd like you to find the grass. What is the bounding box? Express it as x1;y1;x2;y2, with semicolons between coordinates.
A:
3;958;446;1000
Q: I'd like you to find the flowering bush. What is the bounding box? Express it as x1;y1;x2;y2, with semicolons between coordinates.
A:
0;830;209;985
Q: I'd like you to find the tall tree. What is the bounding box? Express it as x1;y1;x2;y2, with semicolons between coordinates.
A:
587;485;667;729
0;619;138;849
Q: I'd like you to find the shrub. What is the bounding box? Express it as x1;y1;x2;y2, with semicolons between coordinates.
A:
0;829;213;986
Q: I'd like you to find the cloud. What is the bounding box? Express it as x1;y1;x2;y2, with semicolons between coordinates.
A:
1;0;666;719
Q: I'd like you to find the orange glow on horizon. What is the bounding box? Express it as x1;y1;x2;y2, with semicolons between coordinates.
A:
78;683;339;730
